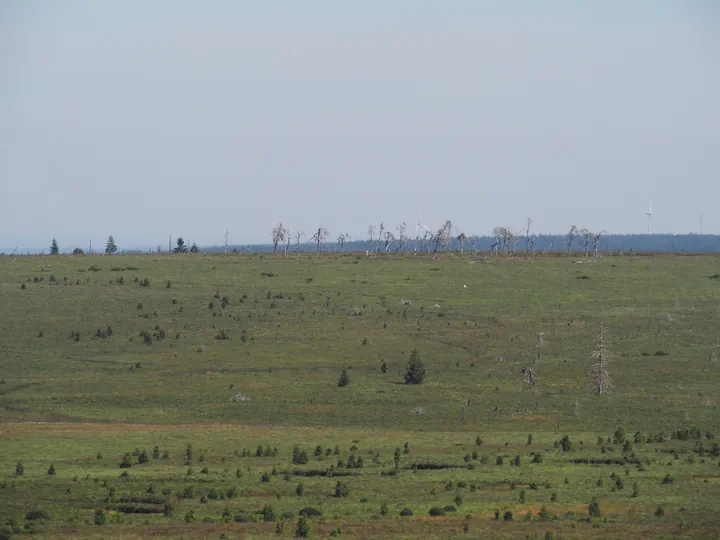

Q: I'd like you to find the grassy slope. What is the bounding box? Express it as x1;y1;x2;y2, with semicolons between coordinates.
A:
0;252;719;538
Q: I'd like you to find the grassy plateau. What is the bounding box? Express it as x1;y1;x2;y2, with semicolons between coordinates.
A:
0;251;719;539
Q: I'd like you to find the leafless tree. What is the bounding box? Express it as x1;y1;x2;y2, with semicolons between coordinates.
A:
284;230;291;256
525;217;533;252
311;227;328;254
457;232;467;253
337;232;350;252
592;230;604;257
580;228;592;258
294;230;304;253
529;234;537;254
396;222;408;252
224;229;229;255
431;221;453;254
367;225;375;243
511;232;521;253
567;225;578;255
271;223;289;256
590;321;611;395
375;222;385;254
383;231;394;253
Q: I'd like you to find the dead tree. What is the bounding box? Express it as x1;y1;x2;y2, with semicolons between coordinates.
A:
580;228;592;258
311;227;328;254
529;234;537;254
567;225;578;255
592;230;604;257
383;231;394;253
294;230;304;253
284;230;291;256
590;321;611;395
271;223;288;256
457;232;467;253
433;221;453;254
525;217;533;253
396;222;408;253
367;225;375;243
375;222;385;254
337;233;350;252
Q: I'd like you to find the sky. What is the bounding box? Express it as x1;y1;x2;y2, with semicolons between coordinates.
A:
1;1;719;251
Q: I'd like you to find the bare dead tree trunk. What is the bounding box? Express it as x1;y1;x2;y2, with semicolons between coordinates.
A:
593;230;604;257
567;225;578;255
337;233;349;252
580;229;591;258
294;230;304;253
311;227;328;254
525;217;533;253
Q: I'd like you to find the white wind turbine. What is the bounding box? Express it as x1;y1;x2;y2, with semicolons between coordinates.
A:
416;216;431;252
645;201;653;234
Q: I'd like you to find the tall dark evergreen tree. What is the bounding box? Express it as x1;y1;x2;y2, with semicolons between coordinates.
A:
173;237;188;253
404;349;426;384
190;242;199;253
105;235;118;255
50;238;59;255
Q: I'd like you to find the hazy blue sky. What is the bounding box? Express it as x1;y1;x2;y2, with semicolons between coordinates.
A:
1;1;719;250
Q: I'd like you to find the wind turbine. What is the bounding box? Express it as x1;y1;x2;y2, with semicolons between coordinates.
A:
416;216;431;252
645;201;653;234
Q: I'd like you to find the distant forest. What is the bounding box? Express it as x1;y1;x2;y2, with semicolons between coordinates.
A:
205;234;720;254
5;233;720;256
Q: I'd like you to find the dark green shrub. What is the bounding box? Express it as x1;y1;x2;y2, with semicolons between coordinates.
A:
47;463;56;475
334;480;349;497
93;509;106;525
429;507;445;516
298;506;322;517
337;366;350;387
400;507;413;516
380;503;389;515
261;504;276;522
588;497;601;517
295;516;311;538
655;506;665;517
163;503;174;517
559;435;572;452
25;509;50;521
662;474;674;484
503;510;513;521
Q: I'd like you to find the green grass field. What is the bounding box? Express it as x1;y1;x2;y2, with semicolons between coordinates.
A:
0;252;719;539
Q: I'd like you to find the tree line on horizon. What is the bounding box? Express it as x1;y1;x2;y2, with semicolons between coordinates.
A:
16;228;720;257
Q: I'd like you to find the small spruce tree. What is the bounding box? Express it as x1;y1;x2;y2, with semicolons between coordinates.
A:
105;235;118;255
295;516;311;538
47;463;56;476
50;238;59;255
337;366;350;387
404;349;426;384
